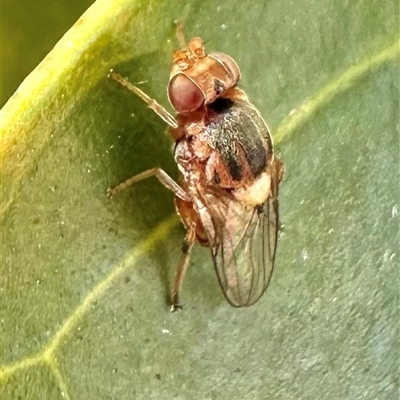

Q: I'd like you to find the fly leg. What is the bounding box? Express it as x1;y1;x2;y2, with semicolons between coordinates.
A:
170;226;196;312
107;167;190;202
109;71;178;129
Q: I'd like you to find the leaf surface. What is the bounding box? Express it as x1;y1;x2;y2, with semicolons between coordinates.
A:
1;1;399;399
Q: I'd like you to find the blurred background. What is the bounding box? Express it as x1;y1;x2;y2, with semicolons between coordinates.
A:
1;0;94;107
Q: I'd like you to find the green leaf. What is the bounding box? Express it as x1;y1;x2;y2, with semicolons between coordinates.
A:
1;1;399;399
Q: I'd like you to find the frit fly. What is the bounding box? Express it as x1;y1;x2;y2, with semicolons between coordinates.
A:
108;27;284;311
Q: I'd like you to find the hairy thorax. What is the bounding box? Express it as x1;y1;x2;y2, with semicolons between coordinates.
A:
173;98;274;207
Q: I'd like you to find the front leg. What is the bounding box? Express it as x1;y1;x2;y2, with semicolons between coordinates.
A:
109;71;178;129
107;167;190;202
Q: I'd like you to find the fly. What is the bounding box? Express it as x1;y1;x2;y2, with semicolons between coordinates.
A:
108;26;284;311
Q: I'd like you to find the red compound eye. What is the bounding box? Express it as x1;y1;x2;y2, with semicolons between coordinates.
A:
210;52;241;84
168;74;205;113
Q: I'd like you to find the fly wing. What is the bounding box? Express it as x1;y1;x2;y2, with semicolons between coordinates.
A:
208;158;283;307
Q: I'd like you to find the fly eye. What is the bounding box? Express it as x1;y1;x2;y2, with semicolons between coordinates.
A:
210;52;241;84
168;74;205;113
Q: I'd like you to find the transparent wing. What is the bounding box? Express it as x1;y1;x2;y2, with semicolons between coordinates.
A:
208;158;283;307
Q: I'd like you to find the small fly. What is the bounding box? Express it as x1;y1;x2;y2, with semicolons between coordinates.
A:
108;26;284;311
